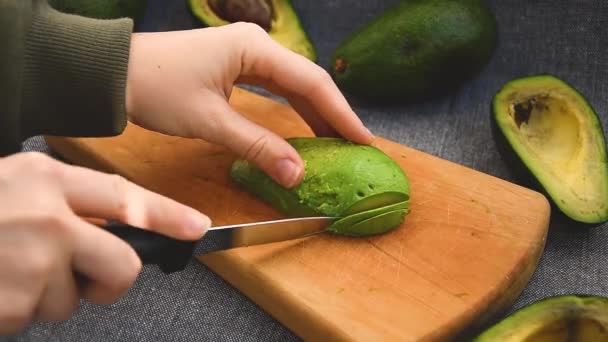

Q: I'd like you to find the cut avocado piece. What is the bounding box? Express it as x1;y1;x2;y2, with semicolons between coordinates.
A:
330;0;497;103
473;295;608;341
230;137;411;236
48;0;148;19
329;201;409;236
342;209;408;237
492;75;608;224
342;191;409;216
188;0;316;61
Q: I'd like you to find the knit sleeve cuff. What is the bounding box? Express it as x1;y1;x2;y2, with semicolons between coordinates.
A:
20;2;133;139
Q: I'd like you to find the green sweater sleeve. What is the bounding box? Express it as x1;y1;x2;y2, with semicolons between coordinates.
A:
0;0;133;156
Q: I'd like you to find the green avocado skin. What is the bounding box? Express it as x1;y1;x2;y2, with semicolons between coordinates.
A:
331;0;497;103
473;295;608;341
48;0;148;19
230;137;410;218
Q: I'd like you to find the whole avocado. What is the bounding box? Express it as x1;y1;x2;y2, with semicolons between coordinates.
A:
330;0;497;103
48;0;148;19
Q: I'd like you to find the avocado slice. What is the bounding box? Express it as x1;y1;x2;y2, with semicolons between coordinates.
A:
330;0;497;103
343;209;408;237
48;0;148;19
492;75;608;224
230;137;411;236
328;201;409;236
188;0;316;61
342;191;409;216
473;295;608;341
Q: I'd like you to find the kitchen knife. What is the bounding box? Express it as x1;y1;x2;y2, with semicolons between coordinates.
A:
99;216;337;274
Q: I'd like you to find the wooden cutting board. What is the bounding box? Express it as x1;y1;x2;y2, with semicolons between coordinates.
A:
45;87;550;341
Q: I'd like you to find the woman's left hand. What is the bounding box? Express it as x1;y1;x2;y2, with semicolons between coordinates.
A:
125;23;374;189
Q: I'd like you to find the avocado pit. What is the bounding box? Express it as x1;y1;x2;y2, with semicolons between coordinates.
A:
208;0;273;31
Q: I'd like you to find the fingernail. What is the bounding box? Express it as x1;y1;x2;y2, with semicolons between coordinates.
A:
187;212;211;237
276;159;302;188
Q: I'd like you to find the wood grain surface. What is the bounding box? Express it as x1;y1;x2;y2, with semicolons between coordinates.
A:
45;87;550;341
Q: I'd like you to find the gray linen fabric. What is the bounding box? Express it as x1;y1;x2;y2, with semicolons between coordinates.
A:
5;0;608;340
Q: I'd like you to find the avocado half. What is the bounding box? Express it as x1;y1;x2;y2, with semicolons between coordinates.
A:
188;0;316;61
492;75;608;224
473;295;608;341
330;0;497;103
229;137;410;237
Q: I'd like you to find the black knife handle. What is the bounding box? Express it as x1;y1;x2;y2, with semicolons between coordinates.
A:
100;223;196;274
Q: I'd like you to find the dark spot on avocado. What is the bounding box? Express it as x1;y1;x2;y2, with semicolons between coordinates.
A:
512;95;552;128
208;0;273;31
368;183;375;190
357;191;365;197
512;100;533;128
334;58;347;74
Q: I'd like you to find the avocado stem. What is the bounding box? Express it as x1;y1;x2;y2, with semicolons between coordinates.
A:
334;58;348;74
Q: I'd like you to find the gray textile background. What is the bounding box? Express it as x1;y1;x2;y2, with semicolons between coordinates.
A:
6;0;608;341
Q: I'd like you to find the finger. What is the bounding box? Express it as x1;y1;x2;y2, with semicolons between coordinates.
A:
58;165;209;240
35;263;79;321
69;217;142;304
0;259;47;334
238;36;374;145
0;289;37;335
237;75;339;138
205;99;304;188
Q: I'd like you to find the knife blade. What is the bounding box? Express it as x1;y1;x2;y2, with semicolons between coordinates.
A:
99;216;337;274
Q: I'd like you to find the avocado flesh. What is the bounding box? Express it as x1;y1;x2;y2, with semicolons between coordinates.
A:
493;75;608;224
342;191;409;216
48;0;147;19
330;0;496;103
328;201;408;236
473;295;608;342
230;137;410;236
188;0;316;61
342;209;408;237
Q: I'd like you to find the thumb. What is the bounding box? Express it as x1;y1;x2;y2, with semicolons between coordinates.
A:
208;101;305;189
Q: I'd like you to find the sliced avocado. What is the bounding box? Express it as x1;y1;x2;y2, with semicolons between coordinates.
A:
342;209;408;237
330;0;497;103
188;0;316;61
473;295;608;341
48;0;148;19
230;137;411;236
328;201;409;236
342;191;409;216
492;75;608;224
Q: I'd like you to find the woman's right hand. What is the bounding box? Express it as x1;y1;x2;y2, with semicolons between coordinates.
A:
0;152;210;335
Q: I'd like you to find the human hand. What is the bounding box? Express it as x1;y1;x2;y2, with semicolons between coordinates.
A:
125;23;374;189
0;152;209;334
